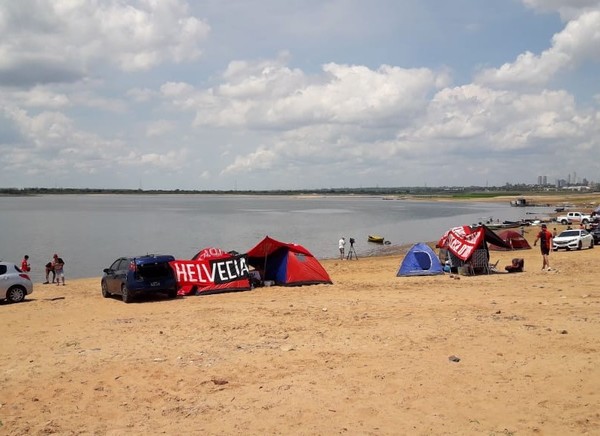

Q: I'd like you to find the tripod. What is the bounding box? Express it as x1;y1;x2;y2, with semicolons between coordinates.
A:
346;244;358;260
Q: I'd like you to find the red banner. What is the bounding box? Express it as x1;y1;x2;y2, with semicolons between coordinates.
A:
437;226;484;261
170;248;251;295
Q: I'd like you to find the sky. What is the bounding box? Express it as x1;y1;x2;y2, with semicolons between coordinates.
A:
0;0;599;190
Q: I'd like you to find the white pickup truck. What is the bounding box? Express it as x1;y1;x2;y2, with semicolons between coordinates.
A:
555;211;592;225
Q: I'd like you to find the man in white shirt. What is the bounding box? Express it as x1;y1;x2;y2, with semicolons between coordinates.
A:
338;237;346;260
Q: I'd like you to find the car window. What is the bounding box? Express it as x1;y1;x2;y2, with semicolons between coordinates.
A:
136;262;174;279
0;265;6;275
109;259;121;270
118;259;131;270
559;231;580;237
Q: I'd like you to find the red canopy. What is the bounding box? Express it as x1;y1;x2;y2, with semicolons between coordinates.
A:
437;225;510;261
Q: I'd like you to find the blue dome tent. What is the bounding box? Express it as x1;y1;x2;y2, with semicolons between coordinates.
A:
397;243;444;277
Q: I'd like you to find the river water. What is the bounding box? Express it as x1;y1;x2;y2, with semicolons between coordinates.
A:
0;194;554;281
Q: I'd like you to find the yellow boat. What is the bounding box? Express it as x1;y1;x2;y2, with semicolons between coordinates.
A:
368;235;385;244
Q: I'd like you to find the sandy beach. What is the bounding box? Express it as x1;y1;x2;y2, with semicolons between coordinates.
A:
1;220;599;435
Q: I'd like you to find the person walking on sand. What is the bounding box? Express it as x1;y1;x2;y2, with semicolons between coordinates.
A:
338;237;346;260
21;255;31;272
533;224;553;271
53;254;66;286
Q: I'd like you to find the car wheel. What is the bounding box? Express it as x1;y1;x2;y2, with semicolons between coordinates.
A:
577;241;582;250
122;284;134;303
168;289;177;299
6;286;26;303
561;219;568;224
590;240;594;249
101;281;111;298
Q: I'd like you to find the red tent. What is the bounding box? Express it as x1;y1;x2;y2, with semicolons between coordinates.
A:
171;247;251;295
489;230;532;250
246;236;332;286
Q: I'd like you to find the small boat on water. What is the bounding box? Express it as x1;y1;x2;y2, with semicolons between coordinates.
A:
486;222;524;230
368;235;385;244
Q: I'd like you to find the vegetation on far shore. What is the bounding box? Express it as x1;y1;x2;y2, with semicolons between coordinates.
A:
1;184;598;199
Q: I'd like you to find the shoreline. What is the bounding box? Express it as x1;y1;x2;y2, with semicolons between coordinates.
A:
3;189;599;203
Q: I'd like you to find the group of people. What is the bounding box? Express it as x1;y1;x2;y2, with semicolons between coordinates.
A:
20;253;66;285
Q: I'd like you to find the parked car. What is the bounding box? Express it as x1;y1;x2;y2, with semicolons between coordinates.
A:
0;261;33;303
101;255;177;303
589;227;600;244
552;229;594;251
555;211;592;225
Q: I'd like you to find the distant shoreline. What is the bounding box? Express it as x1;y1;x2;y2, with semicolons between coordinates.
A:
1;187;598;205
1;188;598;206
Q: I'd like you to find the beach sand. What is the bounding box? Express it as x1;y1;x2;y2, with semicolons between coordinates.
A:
1;226;600;435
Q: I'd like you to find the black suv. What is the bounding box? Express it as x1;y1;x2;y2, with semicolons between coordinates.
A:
589;227;600;245
101;255;177;303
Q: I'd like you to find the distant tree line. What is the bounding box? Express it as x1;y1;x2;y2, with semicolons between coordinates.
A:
1;185;597;197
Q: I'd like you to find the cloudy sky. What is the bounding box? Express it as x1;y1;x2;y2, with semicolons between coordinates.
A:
1;0;599;190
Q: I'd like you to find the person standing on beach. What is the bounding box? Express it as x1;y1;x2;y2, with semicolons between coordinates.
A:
44;261;56;284
338;237;346;260
533;224;553;271
21;255;31;272
53;254;66;286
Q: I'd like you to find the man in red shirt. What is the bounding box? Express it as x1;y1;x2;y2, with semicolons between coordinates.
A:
533;224;553;271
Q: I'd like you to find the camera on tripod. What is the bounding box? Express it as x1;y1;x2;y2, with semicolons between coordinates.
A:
346;237;357;260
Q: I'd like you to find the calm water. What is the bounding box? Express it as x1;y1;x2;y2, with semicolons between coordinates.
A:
0;194;554;281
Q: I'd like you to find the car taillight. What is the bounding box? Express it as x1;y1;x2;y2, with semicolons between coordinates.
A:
19;273;31;280
129;261;137;272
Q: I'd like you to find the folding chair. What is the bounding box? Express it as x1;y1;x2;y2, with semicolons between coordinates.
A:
470;249;491;274
489;259;500;273
447;251;466;274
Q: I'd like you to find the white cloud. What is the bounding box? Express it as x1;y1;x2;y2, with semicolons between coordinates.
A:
412;85;591;151
123;149;191;170
0;0;210;86
146;119;176;137
187;60;445;129
219;78;599;185
476;9;600;87
522;0;600;20
222;146;278;175
13;87;70;109
127;87;156;103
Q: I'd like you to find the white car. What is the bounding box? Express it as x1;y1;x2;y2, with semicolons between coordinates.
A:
552;229;594;251
0;261;34;303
